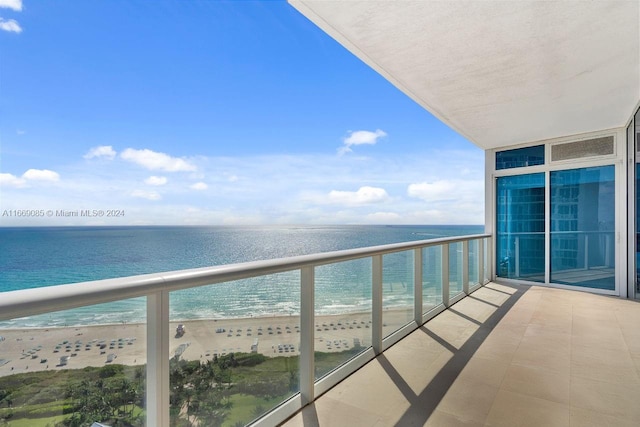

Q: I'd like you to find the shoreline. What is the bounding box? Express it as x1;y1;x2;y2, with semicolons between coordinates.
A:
0;308;414;376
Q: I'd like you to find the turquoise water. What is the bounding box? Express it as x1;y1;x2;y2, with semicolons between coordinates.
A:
0;225;483;327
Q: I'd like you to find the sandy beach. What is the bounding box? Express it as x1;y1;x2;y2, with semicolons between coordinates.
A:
0;309;414;376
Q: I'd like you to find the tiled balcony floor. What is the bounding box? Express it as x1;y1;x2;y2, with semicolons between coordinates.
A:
281;283;640;427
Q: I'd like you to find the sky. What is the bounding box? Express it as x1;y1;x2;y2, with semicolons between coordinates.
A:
0;0;485;226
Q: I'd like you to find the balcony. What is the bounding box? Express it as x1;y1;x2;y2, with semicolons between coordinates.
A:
283;283;640;426
2;232;639;426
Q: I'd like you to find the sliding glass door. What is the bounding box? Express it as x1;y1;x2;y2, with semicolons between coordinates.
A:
496;173;545;282
550;166;615;290
495;161;617;292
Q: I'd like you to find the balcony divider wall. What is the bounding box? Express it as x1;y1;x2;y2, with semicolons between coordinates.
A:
628;103;640;299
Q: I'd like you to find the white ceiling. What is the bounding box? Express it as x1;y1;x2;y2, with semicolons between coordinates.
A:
289;1;640;150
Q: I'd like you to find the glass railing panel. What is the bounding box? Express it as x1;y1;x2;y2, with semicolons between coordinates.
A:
0;299;147;427
468;239;479;287
382;250;414;338
483;238;491;284
423;245;443;313
314;258;372;380
449;242;464;299
169;271;300;427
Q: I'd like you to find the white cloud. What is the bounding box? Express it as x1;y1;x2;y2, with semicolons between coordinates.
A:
121;148;196;172
339;129;387;155
84;145;117;160
365;212;401;223
22;169;60;182
131;190;161;200
227;174;239;182
0;173;26;188
16;129;25;135
145;176;168;186
0;169;60;188
0;148;485;225
190;182;208;190
327;186;390;205
406;178;484;224
407;180;457;202
0;18;21;33
0;0;22;11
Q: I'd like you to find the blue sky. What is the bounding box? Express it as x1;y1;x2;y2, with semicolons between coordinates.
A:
0;0;484;226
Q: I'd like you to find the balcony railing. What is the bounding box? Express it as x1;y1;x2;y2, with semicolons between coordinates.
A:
0;233;491;427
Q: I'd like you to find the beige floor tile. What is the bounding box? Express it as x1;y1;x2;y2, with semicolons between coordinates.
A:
571;343;639;381
633;355;640;378
423;410;485;427
570;406;639;427
615;305;640;325
510;341;571;374
469;290;510;307
572;315;620;335
422;324;476;350
483;283;519;295
491;318;529;336
571;325;628;351
529;311;572;333
572;307;618;322
484;389;570;427
326;360;411;420
620;328;640;356
498;309;535;326
520;324;571;351
491;318;529;337
435;378;499;424
394;329;455;356
281;398;384;427
381;348;449;395
473;338;519;363
571;343;635;367
570;376;640;421
571;361;639;386
570;343;639;385
450;298;496;322
456;355;509;388
501;364;570;404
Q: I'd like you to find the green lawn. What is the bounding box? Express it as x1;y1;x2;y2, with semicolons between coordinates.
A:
222;393;286;427
4;414;66;427
0;349;366;427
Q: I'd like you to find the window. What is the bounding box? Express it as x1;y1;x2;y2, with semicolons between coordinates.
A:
495;145;544;170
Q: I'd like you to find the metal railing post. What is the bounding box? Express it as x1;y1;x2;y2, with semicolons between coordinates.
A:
584;233;590;270
372;255;383;354
478;238;485;285
442;244;450;307
487;237;493;283
414;248;423;325
463;240;470;295
515;235;520;278
147;290;170;427
300;266;315;405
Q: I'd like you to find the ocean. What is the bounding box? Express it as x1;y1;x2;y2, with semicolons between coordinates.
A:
0;225;483;327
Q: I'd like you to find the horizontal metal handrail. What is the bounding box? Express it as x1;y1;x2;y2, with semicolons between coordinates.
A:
0;233;489;322
550;230;614;234
499;230;613;235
